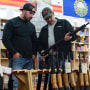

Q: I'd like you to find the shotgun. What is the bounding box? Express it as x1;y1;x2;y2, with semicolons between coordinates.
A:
51;51;58;90
83;52;90;90
56;50;63;90
78;53;84;90
68;52;76;90
8;59;13;90
36;56;45;90
41;22;89;56
62;52;69;90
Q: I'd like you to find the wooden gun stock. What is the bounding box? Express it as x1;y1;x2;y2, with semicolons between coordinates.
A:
84;74;89;86
68;52;76;90
63;73;69;88
78;53;84;90
83;52;90;90
51;74;58;89
57;73;63;89
69;73;76;87
79;73;84;87
51;54;58;90
56;51;63;89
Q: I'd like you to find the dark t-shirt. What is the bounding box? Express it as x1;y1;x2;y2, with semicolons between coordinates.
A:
2;17;37;59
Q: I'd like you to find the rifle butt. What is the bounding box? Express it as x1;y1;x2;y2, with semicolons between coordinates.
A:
51;74;58;89
43;73;49;90
57;73;63;89
36;74;42;90
79;73;84;86
63;73;69;88
84;74;89;86
69;73;76;88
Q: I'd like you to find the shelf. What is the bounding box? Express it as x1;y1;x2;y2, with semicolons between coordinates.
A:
75;58;88;61
73;50;89;52
0;58;8;60
71;41;88;45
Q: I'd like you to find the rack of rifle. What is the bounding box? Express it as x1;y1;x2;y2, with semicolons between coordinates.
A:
36;22;90;90
36;52;90;90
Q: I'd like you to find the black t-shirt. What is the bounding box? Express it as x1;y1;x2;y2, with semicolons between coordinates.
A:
2;17;37;59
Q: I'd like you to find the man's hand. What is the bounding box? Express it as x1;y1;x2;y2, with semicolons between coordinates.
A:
32;55;36;60
64;32;72;41
13;52;21;59
41;50;48;58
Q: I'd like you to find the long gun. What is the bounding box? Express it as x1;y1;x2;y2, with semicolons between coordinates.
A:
41;22;89;56
8;59;13;90
56;50;63;90
36;57;43;90
68;52;76;90
78;53;84;90
51;51;58;90
62;52;69;90
83;52;90;90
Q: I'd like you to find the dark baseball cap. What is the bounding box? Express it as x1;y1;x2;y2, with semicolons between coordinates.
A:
20;3;35;13
42;7;53;19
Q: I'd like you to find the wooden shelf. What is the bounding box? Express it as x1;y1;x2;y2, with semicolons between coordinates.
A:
0;58;8;60
72;26;89;70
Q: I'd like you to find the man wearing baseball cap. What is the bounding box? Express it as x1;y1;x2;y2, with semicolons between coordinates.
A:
2;3;37;90
38;7;76;90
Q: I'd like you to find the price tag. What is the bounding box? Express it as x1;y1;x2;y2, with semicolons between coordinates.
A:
82;63;87;73
65;62;71;73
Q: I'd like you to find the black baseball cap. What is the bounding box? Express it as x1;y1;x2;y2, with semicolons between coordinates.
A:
42;7;53;19
20;3;35;13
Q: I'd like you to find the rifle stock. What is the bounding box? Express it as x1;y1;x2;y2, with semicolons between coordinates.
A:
62;52;69;90
69;73;76;88
56;51;63;90
63;73;69;89
57;73;63;89
51;53;58;90
8;59;13;90
68;53;76;90
78;53;84;90
84;74;89;88
83;52;90;90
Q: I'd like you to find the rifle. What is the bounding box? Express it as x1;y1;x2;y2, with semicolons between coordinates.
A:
68;52;76;90
41;22;89;56
0;64;3;90
51;51;58;90
36;57;43;90
78;53;84;90
83;52;90;90
8;59;13;90
56;50;63;90
62;52;69;90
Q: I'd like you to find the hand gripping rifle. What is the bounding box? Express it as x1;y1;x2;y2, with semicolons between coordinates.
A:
68;52;76;90
83;52;90;90
78;53;84;90
56;50;63;90
41;22;89;56
51;51;58;90
62;52;69;90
